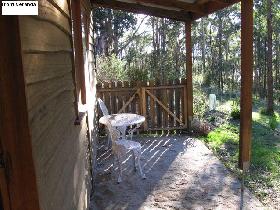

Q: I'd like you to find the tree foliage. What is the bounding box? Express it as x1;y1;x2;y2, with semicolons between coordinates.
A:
94;2;280;108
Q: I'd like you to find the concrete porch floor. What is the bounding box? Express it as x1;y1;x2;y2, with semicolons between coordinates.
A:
91;135;265;210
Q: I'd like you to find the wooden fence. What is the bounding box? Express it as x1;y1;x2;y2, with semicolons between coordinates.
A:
97;79;188;131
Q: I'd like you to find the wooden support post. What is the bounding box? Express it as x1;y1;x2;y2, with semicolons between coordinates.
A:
239;0;253;170
72;0;86;104
141;87;148;130
185;21;193;130
0;16;40;210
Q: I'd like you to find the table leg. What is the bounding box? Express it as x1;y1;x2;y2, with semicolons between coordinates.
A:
116;126;127;140
128;123;141;140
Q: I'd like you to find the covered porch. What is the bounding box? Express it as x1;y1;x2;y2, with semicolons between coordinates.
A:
92;0;257;209
92;135;262;209
92;0;253;170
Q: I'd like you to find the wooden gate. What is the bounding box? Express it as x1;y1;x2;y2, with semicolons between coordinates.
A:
97;80;188;131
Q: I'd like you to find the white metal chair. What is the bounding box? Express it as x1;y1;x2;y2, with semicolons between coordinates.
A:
106;120;146;183
97;98;111;149
98;98;139;142
97;98;109;116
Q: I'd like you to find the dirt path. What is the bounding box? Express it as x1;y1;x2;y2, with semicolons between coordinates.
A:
91;135;265;210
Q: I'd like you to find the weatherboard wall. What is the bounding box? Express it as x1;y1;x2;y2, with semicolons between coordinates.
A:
18;0;95;209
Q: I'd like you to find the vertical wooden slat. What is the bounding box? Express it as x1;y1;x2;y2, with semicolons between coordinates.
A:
131;81;137;113
239;0;253;170
103;82;110;114
165;83;169;128
169;80;175;128
149;80;155;129
111;81;117;114
141;87;148;130
179;79;184;125
155;80;162;128
175;79;181;127
123;81;130;112
182;78;188;126
72;0;86;104
185;20;193;129
117;81;123;112
96;82;102;118
162;81;168;128
0;16;40;210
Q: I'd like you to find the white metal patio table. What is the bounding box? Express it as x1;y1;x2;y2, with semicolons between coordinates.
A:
99;113;145;140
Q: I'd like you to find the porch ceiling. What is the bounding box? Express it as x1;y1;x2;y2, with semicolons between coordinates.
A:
92;0;241;22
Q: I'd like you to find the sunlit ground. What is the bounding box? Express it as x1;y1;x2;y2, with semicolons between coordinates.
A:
202;98;280;208
91;135;263;210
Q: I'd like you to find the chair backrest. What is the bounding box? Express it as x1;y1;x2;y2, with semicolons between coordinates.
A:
97;98;109;116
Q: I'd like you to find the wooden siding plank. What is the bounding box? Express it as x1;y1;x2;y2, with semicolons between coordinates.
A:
26;73;74;112
33;108;87;209
19;17;72;52
0;16;40;210
23;53;72;84
29;91;74;143
38;0;71;35
49;0;70;17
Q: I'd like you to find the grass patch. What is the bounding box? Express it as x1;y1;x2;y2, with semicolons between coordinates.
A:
202;108;280;205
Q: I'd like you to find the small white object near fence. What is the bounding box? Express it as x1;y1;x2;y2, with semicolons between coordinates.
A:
209;94;216;111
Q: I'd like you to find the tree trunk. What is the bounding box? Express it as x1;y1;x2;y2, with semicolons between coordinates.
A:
266;0;274;114
201;18;206;74
218;13;223;94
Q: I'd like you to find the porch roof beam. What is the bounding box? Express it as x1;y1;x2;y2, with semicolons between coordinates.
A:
192;0;241;20
135;0;205;15
92;0;241;21
92;0;193;22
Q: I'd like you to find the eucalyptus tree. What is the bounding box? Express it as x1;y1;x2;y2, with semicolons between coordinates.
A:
266;0;273;114
93;8;137;56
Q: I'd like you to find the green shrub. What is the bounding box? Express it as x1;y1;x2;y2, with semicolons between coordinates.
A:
269;114;278;130
259;107;267;115
193;87;208;119
230;101;240;119
97;54;127;82
209;116;215;122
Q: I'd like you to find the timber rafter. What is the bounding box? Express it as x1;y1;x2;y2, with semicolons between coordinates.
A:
92;0;193;21
92;0;241;21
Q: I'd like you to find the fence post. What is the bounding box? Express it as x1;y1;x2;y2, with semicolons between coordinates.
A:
183;80;188;127
141;87;148;130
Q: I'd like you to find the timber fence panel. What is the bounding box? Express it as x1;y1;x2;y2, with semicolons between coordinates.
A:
96;79;187;131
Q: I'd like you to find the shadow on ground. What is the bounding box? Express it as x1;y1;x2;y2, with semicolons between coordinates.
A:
91;135;264;210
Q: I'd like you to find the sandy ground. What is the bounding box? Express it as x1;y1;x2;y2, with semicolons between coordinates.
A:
91;135;266;210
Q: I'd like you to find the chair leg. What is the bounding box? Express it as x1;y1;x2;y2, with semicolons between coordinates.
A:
116;153;123;183
105;128;111;150
132;151;137;172
133;149;146;179
106;135;110;149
